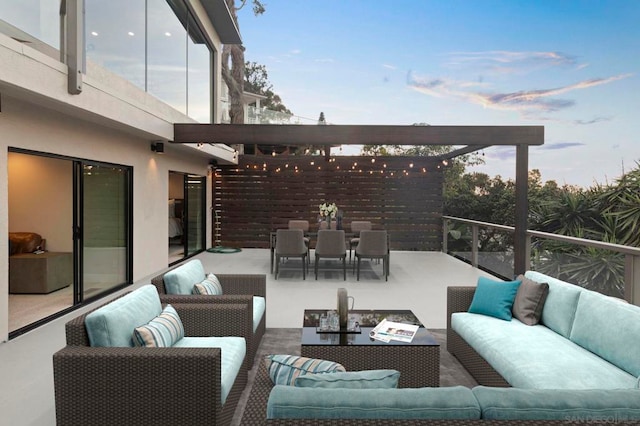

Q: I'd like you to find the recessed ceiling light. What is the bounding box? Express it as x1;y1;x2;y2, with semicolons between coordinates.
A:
165;32;171;37
127;31;135;36
91;31;98;36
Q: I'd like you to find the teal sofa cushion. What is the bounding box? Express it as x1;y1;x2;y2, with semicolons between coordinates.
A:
570;289;640;377
253;296;266;332
133;304;185;347
264;355;345;386
174;336;246;405
468;276;521;321
451;312;638;389
525;271;582;338
85;285;162;347
164;259;206;295
473;386;640;421
295;370;400;389
267;386;481;420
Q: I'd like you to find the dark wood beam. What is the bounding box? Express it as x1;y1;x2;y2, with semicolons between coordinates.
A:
434;144;491;160
173;124;544;146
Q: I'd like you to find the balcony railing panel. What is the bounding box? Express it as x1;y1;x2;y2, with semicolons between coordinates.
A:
444;215;640;304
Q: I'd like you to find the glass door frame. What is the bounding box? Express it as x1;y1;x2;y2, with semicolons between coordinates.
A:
7;148;133;338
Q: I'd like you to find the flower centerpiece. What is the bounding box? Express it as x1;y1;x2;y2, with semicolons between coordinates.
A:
319;202;338;228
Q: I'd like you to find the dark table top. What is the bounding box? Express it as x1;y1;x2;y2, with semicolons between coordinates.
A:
301;309;439;347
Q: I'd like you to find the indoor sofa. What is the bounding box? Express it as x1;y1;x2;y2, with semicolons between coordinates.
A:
53;284;248;426
151;259;266;367
447;271;640;389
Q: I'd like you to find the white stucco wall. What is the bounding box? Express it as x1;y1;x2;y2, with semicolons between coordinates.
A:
0;94;214;341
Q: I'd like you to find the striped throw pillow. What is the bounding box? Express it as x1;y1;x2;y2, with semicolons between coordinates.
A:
133;304;184;347
264;354;346;386
192;273;223;295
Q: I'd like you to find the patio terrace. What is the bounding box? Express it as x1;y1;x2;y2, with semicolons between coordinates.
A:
0;248;489;425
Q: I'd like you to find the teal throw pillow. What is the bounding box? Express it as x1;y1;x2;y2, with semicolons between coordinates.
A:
294;369;400;389
192;273;223;295
468;276;522;321
264;355;346;386
133;304;185;347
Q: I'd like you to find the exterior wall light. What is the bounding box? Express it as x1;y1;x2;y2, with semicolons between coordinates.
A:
151;142;164;154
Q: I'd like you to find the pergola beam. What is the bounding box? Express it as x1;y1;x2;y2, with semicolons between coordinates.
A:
173;124;544;147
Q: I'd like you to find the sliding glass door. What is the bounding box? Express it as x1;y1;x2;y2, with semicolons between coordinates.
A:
79;163;132;301
185;174;205;257
168;171;205;264
8;150;132;337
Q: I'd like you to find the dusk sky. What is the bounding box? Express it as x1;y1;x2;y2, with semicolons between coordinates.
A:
237;0;639;188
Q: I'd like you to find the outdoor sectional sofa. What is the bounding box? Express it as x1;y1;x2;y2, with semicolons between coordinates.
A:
237;270;640;424
240;359;640;424
447;270;640;390
53;285;249;426
151;259;266;367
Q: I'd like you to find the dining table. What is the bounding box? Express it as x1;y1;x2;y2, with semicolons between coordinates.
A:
269;230;358;274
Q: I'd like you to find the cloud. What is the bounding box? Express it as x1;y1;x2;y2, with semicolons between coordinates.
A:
539;142;586;150
488;146;516;161
444;50;582;74
315;58;335;63
573;116;612;125
407;71;632;117
383;64;397;70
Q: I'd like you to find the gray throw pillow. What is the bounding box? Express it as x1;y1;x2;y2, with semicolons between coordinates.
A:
512;275;549;326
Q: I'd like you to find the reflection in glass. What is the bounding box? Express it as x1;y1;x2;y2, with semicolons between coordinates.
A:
147;0;187;114
83;164;128;298
185;175;205;256
188;37;211;123
0;0;59;48
85;0;146;90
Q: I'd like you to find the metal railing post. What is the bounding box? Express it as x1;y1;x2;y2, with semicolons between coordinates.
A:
471;224;478;268
442;219;448;254
625;254;640;305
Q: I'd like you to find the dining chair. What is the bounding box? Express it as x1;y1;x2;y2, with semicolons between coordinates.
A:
314;230;347;280
349;220;372;263
275;229;308;280
353;230;389;281
318;220;337;230
288;220;310;262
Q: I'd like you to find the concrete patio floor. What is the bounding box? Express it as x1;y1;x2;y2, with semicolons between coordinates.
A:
0;248;490;425
198;248;491;329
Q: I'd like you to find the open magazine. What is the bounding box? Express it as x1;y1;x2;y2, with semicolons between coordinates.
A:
369;318;419;343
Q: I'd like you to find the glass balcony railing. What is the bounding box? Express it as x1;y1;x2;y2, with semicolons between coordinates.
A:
443;215;640;301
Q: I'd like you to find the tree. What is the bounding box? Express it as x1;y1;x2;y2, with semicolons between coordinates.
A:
244;61;292;114
221;0;266;124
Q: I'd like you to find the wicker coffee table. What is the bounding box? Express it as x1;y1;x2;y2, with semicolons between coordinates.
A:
301;309;440;387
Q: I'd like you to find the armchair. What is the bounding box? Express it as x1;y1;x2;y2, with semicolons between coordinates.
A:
150;259;266;367
53;285;249;426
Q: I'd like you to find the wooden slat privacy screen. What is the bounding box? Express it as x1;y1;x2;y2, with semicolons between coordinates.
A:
214;156;445;250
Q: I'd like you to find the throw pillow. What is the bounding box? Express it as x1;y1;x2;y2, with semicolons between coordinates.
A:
512;274;549;325
468;276;522;321
192;273;223;295
294;369;400;389
133;304;184;347
264;354;346;386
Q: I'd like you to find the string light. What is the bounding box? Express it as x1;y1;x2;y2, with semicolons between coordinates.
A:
234;157;440;178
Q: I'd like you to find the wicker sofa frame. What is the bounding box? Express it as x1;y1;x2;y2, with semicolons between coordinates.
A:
240;359;627;425
151;269;266;367
53;298;249;426
446;286;511;387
